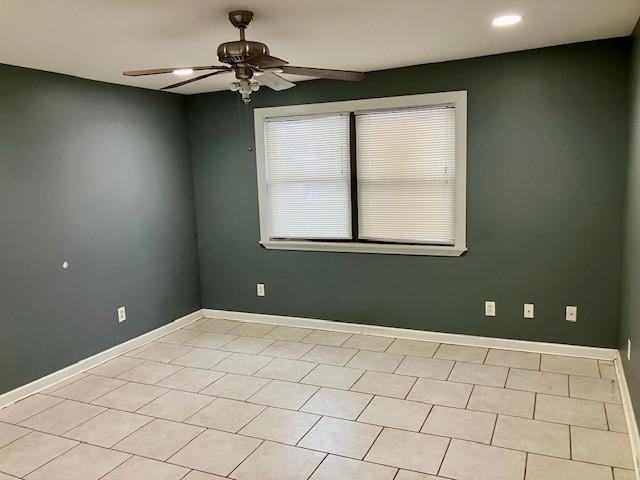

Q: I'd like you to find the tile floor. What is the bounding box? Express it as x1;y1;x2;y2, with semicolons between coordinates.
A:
0;317;634;480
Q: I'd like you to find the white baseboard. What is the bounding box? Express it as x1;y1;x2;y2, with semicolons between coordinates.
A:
203;309;618;360
0;309;204;409
615;352;640;479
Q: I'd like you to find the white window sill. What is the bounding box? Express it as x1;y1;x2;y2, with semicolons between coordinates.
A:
260;240;467;257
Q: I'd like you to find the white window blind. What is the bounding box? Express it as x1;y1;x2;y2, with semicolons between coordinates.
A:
264;113;351;239
356;105;456;245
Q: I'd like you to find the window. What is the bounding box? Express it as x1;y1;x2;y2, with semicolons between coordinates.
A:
254;92;467;256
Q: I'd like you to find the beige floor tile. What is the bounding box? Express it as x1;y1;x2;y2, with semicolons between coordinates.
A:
64;409;152;447
467;385;534;418
421;405;495;443
347;351;404;373
41;374;88;394
131;343;192;363
228;323;276;338
239;407;319;444
189;318;239;334
19;399;104;435
184;333;237;349
259;341;314;359
386;339;439;357
0;473;20;480
506;368;568;396
299;417;381;459
614;468;635;480
570;375;621;404
365;428;448;474
168;429;260;476
358;396;431;431
114;418;204;460
212;353;272;375
182;471;227;480
186;398;264;432
48;375;126;402
230;441;325;480
484;349;540;370
254;358;316;382
310;455;396;480
439;439;525;480
395;471;444;480
395;356;454;380
535;394;607;429
157;329;202;344
264;326;312;342
248;380;318;410
448;362;508;387
0;423;30;448
156;367;224;392
0;431;78;477
526;454;613;480
220;337;274;354
606;404;628;432
407;378;472;408
541;355;600;377
351;371;416;398
93;382;167;411
600;361;617;380
88;357;145;377
343;334;394;352
171;348;231;369
434;344;487;364
301;345;358;366
137;390;213;422
201;373;269;400
117;361;183;384
301;364;364;389
493;415;570;458
571;426;633;468
301;330;352;346
0;395;63;424
25;443;129;480
101;455;189;480
301;388;372;420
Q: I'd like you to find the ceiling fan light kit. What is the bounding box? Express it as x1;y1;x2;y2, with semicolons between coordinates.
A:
123;10;364;103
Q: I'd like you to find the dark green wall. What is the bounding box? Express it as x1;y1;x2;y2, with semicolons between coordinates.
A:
188;39;630;348
621;21;640;418
0;64;201;394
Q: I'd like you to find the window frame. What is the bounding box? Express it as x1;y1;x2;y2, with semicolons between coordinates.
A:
254;91;467;257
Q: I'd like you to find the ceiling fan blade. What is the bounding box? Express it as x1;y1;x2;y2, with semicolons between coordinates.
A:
161;70;230;90
256;71;295;91
245;54;288;69
123;66;229;77
281;66;364;81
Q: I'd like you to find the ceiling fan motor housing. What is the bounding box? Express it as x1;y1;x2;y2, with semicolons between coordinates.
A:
217;41;269;66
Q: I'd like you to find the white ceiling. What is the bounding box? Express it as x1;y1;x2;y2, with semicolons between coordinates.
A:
0;0;638;95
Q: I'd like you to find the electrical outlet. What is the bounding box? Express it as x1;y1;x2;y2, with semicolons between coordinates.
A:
256;283;265;297
628;339;632;361
524;303;534;319
117;306;126;323
565;306;577;322
485;301;496;317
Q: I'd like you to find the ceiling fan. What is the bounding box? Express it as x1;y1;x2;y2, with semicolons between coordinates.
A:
123;10;365;103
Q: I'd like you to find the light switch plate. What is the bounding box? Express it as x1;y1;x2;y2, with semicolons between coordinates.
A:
117;306;126;323
257;283;265;297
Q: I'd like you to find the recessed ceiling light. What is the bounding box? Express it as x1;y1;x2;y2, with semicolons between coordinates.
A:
172;68;194;76
492;14;522;27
